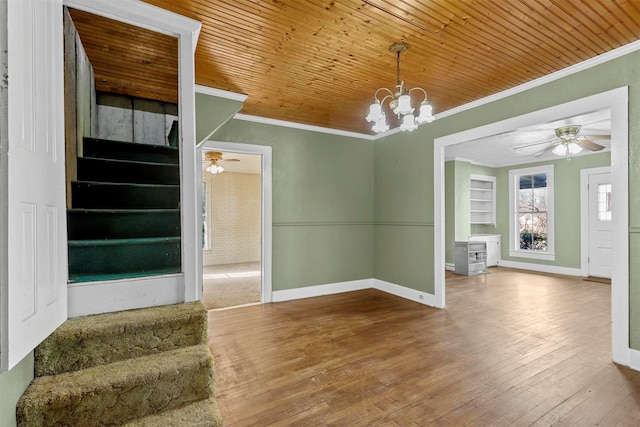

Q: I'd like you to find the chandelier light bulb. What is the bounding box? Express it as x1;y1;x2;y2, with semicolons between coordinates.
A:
416;101;434;124
394;92;414;116
366;101;383;123
400;114;418;132
372;115;389;133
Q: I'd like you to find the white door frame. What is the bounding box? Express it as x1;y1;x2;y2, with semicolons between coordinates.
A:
201;141;273;303
434;87;630;367
63;0;202;316
580;166;611;278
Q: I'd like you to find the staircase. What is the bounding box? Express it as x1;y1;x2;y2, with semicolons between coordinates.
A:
68;137;181;282
16;302;223;426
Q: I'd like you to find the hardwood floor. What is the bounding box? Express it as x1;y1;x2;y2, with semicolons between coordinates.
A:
208;267;640;426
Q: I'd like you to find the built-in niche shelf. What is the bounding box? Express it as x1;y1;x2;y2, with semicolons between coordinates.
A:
470;174;496;226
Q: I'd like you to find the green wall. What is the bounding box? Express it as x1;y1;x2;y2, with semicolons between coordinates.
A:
374;49;640;347
195;92;243;146
212;119;374;290
444;154;610;266
0;354;33;426
494;153;610;267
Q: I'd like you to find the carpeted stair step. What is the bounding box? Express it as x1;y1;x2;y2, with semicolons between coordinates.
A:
71;181;180;209
17;344;214;426
67;209;180;240
77;157;180;185
122;397;223;427
68;237;181;283
83;137;179;164
35;301;207;376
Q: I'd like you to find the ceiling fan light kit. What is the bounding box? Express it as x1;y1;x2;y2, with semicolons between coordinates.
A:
531;124;606;160
365;42;434;134
204;151;225;174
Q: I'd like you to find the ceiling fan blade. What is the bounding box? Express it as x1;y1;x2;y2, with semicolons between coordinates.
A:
512;139;557;151
220;158;240;162
581;134;610;140
576;138;605;151
534;141;562;157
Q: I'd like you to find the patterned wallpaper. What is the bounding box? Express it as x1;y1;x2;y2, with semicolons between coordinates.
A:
203;171;261;266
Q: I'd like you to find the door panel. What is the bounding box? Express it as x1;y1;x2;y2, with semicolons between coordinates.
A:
2;0;67;370
588;173;612;279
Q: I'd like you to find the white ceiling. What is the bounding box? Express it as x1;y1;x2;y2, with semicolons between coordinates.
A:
201;151;262;175
445;109;612;167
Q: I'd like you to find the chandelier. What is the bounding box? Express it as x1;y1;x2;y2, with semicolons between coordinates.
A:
365;42;434;133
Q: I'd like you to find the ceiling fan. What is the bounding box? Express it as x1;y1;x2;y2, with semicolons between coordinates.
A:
514;125;609;159
203;151;239;174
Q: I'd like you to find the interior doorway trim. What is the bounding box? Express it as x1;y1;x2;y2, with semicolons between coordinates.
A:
201;141;273;303
433;87;630;367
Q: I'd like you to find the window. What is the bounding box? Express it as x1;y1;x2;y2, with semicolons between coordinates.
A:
598;183;612;222
508;165;555;260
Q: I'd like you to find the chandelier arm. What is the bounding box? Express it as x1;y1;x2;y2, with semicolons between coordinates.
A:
378;93;394;106
408;87;428;101
374;87;394;102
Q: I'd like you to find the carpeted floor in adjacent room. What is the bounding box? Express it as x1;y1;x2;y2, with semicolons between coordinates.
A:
202;262;261;310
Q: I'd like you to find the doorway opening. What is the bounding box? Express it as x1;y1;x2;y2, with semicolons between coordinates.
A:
200;142;273;310
434;87;629;365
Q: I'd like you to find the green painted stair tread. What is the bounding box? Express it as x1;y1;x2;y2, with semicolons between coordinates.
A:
71;181;180;209
67;237;181;277
17;345;214;426
35;301;207;377
83;137;179;164
77;157;180;185
68;269;181;283
68;236;181;247
121;397;223;427
67;209;180;239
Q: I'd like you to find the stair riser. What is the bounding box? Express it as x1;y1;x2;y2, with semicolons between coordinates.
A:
34;302;208;377
17;348;213;426
77;157;180;185
67;210;180;239
68;240;180;279
83;137;179;164
72;182;180;209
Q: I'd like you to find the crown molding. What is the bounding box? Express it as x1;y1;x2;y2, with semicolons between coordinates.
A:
233;114;374;140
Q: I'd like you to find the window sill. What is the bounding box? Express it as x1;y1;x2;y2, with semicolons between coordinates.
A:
509;250;555;261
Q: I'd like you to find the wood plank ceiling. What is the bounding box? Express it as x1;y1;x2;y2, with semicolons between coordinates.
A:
70;1;640;135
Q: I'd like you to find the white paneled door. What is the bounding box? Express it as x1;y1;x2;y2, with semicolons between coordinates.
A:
1;0;67;370
588;172;612;279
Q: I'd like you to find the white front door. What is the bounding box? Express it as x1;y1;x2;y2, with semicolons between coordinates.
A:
1;0;67;370
588;172;612;279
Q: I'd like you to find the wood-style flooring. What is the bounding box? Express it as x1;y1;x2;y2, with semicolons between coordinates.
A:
208;267;640;426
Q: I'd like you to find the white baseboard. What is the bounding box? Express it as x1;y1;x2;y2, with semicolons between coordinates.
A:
628;349;640;371
271;278;439;308
498;260;582;277
67;274;184;318
373;279;437;307
445;263;455;271
272;279;373;302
